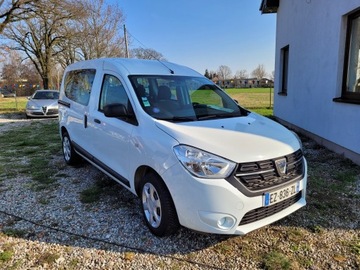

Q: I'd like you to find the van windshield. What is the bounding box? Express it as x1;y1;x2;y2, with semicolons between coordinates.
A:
129;75;247;122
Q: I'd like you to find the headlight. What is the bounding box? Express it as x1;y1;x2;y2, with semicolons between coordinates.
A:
173;145;236;179
27;105;39;110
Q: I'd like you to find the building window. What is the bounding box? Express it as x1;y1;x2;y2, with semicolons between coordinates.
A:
279;45;289;96
341;9;360;103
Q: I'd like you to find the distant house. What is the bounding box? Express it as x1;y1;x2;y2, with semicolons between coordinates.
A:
216;78;274;88
260;0;360;164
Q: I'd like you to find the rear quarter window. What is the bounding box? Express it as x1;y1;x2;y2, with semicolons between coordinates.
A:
64;69;96;105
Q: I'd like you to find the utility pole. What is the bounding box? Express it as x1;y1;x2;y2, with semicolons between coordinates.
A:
124;25;129;58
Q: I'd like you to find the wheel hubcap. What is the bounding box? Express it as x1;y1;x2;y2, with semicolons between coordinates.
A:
142;182;162;228
63;136;71;161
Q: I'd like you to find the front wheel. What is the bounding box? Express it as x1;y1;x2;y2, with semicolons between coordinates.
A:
62;131;81;165
141;172;179;237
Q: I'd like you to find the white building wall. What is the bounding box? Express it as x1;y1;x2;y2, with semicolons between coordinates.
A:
273;0;360;159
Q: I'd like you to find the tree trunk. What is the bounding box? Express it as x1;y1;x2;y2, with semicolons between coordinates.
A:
43;76;49;90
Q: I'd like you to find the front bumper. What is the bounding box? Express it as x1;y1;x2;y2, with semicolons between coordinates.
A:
26;108;59;118
162;159;307;235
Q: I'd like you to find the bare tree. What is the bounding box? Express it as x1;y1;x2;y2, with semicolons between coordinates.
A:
49;63;64;90
55;26;80;69
251;64;267;79
235;69;248;79
19;59;41;94
1;50;40;95
72;0;126;60
217;65;232;80
0;0;36;33
131;47;166;60
210;70;217;79
56;0;126;68
3;0;83;89
1;49;21;91
270;70;275;81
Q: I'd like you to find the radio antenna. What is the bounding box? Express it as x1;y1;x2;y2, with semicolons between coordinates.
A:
125;27;175;74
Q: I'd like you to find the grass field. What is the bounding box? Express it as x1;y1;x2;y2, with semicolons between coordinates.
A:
225;88;274;117
0;96;28;115
0;88;274;117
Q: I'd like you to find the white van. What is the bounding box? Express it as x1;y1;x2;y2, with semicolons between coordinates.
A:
58;58;307;237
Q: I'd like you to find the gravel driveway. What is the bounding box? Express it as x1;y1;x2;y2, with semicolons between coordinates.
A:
0;118;359;270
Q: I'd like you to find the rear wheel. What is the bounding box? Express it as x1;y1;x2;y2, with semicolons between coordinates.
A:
141;172;179;237
62;131;81;165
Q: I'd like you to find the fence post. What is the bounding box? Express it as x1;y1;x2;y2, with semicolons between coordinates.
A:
15;89;18;110
269;87;272;108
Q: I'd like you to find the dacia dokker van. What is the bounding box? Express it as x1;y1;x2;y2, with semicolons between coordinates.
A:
58;58;307;237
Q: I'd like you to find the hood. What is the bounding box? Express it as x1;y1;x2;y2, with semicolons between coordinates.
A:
27;99;58;108
155;113;300;163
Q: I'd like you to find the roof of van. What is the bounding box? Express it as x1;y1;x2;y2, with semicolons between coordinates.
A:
65;58;202;77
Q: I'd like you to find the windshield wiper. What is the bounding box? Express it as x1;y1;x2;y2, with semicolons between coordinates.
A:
157;116;196;122
197;113;242;120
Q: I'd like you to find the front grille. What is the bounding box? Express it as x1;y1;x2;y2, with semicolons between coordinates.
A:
46;109;58;115
239;192;302;226
235;149;304;191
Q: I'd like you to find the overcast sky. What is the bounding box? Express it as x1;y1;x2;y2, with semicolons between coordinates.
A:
114;0;276;76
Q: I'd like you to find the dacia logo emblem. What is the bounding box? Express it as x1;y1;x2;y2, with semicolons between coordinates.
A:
275;158;287;176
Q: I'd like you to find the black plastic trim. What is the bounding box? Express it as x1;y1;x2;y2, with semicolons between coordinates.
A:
239;191;302;226
226;150;305;197
58;100;70;108
226;173;303;197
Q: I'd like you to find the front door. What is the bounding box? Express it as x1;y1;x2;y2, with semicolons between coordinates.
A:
87;73;136;188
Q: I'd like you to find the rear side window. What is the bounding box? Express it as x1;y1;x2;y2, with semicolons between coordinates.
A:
64;69;96;105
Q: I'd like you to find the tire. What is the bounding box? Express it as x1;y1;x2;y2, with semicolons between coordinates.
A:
62;131;81;165
141;172;180;237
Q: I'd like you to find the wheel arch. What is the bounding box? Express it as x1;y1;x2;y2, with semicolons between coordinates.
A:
60;126;68;138
136;165;180;236
134;165;158;196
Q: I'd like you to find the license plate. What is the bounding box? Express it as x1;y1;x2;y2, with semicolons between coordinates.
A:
263;182;300;206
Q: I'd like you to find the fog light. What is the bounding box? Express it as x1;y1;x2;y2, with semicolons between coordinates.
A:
198;211;237;232
217;216;235;229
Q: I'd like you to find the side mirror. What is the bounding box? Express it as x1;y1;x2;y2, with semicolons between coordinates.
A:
103;103;128;118
103;103;138;125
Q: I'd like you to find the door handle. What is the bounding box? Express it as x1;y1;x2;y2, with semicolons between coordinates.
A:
94;119;101;124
